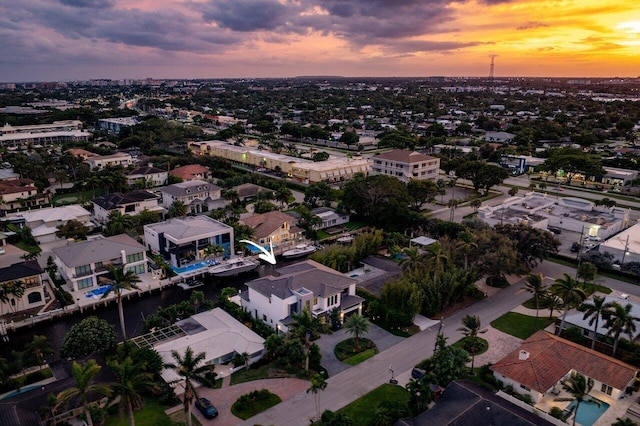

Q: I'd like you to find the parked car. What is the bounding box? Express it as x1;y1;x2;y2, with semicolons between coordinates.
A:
570;242;581;252
548;226;562;234
195;397;218;419
411;368;426;380
586;235;602;242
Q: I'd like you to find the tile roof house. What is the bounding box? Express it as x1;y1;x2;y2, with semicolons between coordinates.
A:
0;260;46;316
240;260;364;331
233;183;272;201
369;149;440;183
52;234;148;292
241;211;304;248
159;179;224;214
0;178;48;212
125;164;169;188
397;380;553;426
492;331;638;403
170;164;211;181
93;190;162;223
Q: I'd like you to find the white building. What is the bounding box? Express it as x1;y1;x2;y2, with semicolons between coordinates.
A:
126;164;169;188
159;179;223;214
97;117;139;135
144;216;234;270
599;223;640;264
369;150;440;183
10;205;92;245
240;260;364;331
93;190;162;223
311;207;350;230
85;152;134;170
0;120;90;149
52;234;148;291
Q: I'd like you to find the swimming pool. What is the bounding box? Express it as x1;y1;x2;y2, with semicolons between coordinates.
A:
85;284;112;298
0;384;41;400
171;260;214;274
564;396;609;426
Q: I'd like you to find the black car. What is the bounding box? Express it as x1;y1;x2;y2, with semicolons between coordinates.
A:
195;397;218;419
548;226;562;234
570;242;581;253
411;368;426;380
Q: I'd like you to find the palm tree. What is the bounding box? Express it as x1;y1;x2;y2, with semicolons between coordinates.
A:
423;241;448;286
307;373;327;421
457;314;487;372
165;347;215;426
1;280;26;313
168;200;188;218
579;296;613;350
544;293;563;319
603;302;640;356
550;274;587;335
455;231;477;270
99;265;142;341
559;372;594;426
275;187;292;208
202;245;224;262
25;335;53;371
399;246;422;271
56;360;112;426
105;211;134;236
221;189;240;205
524;273;548;330
108;357;159;426
344;314;370;351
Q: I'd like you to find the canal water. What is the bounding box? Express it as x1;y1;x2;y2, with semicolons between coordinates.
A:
1;260;289;360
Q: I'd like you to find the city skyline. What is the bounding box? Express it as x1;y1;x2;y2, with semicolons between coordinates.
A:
1;0;639;82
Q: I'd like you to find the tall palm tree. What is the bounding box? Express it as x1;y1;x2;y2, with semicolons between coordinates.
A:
603;302;640;356
202;245;224;262
105;211;134;236
579;296;613;350
544;293;563;319
168;200;188;218
560;372;594;426
423;241;448;286
275;187;292;208
56;360;112;426
108;357;159;426
550;273;587;335
2;280;26;313
399;247;422;271
25;335;53;371
455;231;477;270
165;347;215;426
307;373;328;422
344;314;370;351
524;273;549;330
99;265;141;341
457;314;487;372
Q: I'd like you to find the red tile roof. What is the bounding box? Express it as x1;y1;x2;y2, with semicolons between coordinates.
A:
492;331;637;393
170;164;210;181
241;211;299;239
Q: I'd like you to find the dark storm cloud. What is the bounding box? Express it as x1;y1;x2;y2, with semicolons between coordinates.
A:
199;0;290;32
59;0;115;8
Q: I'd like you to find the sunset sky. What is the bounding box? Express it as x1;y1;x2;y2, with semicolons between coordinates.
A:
1;0;639;82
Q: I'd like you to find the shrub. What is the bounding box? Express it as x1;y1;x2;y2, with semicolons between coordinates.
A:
549;406;567;421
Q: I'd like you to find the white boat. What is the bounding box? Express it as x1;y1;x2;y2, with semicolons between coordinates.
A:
177;279;204;290
208;257;259;277
282;244;317;259
336;234;354;243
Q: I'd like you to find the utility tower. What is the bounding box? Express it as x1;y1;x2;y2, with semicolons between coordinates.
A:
489;55;497;88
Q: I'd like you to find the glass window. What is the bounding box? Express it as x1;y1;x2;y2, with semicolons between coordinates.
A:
75;264;91;276
126;252;144;263
126;264;146;275
28;292;42;304
77;277;93;289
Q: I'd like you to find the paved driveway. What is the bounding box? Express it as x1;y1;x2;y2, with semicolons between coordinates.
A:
317;322;405;377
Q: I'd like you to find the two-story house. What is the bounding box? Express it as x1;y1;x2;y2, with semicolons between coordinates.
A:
170;164;211;182
159;179;224;214
0;178;48;213
93;190;162;223
369;150;440;183
52;234;148;292
9;204;92;245
241;211;305;250
85;152;134;170
144;216;234;270
0;260;46;316
125;164;169;188
240;260;364;331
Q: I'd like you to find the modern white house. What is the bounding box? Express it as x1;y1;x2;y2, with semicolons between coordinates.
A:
240;260;364;331
158;179;224;214
311;207;350;230
154;308;265;384
125;164;169;188
0;260;46;316
52;234;148;291
492;331;637;404
143;216;234;270
369;149;440;183
85;152;134;170
9;204;92;245
93;190;162;223
561;295;640;341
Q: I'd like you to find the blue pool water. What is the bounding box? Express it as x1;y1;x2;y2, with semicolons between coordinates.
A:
85;284;112;298
247;244;277;253
565;397;609;426
171;260;214;274
0;384;41;400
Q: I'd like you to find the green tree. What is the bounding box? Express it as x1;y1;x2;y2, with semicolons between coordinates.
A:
559;372;594;426
107;356;159;426
612;418;638;426
99;265;142;341
168;200;188;218
550;273;587;335
56;360;112;426
421;334;469;387
304;182;334;208
307;373;328;422
423;241;448;287
406;179;439;211
105;211;134;236
603;302;640;356
164;347;216;426
399;246;422;271
457;314;487;372
62;316;118;359
25;335;53;371
524;273;549;330
577;262;598;287
405;377;433;416
343;314;370;351
56;219;90;240
578;296;613;350
0;279;25;313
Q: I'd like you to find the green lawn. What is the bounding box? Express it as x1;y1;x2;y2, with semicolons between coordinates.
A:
230;365;269;385
343;221;367;231
343;348;377;365
334;338;377;362
490;312;555;340
452;337;489;356
231;390;281;420
104;398;179;426
337;384;410;426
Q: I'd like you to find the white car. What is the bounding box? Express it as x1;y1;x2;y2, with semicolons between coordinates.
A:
586;235;602;242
